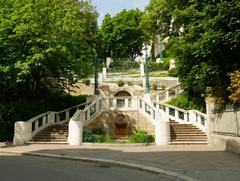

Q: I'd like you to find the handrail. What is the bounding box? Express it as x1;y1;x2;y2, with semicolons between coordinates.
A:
152;84;181;102
155;101;207;132
13;100;92;145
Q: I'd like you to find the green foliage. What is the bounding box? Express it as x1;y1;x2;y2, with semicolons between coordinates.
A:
117;80;124;87
0;0;97;93
0;90;86;141
109;60;139;72
128;82;134;86
145;0;240;101
98;9;148;60
167;92;205;113
168;68;178;77
148;61;169;72
92;128;106;135
129;129;155;143
152;84;158;91
83;128;111;143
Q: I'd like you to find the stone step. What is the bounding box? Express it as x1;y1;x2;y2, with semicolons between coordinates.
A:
32;138;68;142
169;141;208;145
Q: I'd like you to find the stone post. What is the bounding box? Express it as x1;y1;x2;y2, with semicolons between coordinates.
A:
205;97;215;145
68;111;83;145
155;109;170;145
13;121;32;145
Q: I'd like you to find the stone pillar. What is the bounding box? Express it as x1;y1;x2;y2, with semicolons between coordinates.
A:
68;111;83;145
155;109;170;145
102;67;107;80
144;93;151;102
13;121;32;145
205;97;216;145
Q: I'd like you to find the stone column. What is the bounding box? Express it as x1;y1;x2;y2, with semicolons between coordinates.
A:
205;97;215;145
13;121;31;145
155;109;170;145
68;111;83;145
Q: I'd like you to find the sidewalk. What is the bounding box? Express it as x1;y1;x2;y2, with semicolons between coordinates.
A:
1;144;240;181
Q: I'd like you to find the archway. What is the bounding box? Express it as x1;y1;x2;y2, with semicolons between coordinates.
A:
114;91;131;97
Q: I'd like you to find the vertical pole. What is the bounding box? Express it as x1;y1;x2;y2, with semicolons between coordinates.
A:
94;50;99;95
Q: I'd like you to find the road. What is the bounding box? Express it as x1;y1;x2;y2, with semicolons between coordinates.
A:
0;153;179;181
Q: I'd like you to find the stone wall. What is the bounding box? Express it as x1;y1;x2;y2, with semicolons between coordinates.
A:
84;111;155;137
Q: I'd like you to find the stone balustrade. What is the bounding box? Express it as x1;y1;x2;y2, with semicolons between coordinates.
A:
156;102;208;133
13;102;90;145
152;84;182;102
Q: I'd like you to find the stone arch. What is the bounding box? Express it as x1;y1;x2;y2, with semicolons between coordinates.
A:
114;91;131;97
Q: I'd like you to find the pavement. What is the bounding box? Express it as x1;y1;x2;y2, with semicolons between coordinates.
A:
1;143;240;181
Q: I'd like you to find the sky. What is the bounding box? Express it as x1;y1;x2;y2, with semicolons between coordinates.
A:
90;0;150;26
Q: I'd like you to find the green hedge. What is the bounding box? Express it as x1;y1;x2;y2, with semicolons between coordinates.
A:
0;91;86;142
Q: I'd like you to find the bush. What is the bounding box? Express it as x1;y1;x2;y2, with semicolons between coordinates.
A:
166;92;206;112
152;84;158;91
83;128;112;143
0;90;86;141
117;80;124;87
128;82;133;86
168;68;178;77
129;129;155;143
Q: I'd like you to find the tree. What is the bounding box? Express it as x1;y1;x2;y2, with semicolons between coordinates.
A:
99;9;148;60
145;0;240;101
0;0;98;97
228;70;240;104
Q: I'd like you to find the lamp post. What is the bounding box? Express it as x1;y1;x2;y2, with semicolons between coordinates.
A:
144;49;150;95
93;49;99;95
159;35;164;62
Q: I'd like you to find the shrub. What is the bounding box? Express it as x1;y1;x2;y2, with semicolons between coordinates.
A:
128;82;133;86
160;85;166;90
152;84;158;91
92;128;105;135
168;68;178;77
129;129;155;143
166;92;206;112
117;80;124;87
83;131;112;143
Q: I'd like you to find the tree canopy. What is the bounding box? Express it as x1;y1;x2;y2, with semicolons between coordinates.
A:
145;0;240;101
98;9;148;60
0;0;98;98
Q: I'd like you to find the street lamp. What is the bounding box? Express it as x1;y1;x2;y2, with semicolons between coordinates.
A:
144;48;150;94
93;49;99;95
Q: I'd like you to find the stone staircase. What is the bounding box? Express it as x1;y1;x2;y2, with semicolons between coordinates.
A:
170;120;208;145
31;124;68;144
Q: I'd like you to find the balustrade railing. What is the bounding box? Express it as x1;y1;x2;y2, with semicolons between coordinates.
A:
155;102;207;132
13;101;90;145
108;96;138;111
152;84;182;102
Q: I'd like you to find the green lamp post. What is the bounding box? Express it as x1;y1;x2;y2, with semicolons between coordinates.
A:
93;50;99;95
144;49;150;94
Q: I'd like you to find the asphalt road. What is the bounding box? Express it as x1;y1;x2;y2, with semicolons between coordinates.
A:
0;153;179;181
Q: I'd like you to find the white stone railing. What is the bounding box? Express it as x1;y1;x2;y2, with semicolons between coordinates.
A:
68;96;105;145
138;97;158;126
152;84;182;102
13;101;90;145
108;96;138;111
156;102;208;133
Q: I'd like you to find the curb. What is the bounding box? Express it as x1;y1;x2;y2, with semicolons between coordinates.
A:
0;150;200;181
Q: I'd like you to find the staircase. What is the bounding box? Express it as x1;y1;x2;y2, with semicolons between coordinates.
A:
170;120;208;145
31;124;68;144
